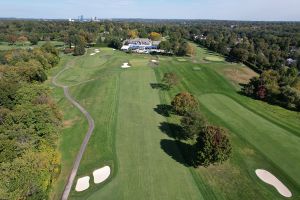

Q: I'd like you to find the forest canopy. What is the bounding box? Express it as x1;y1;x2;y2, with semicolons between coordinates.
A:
0;43;61;199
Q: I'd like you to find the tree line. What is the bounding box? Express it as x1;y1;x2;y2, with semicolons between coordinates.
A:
161;72;232;167
1;19;299;110
188;21;300;111
0;43;61;199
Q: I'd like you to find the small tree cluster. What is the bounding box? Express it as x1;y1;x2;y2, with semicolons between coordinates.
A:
243;67;300;111
169;92;231;167
108;37;123;49
158;39;195;57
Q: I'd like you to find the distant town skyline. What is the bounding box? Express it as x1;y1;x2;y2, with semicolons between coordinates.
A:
0;0;300;21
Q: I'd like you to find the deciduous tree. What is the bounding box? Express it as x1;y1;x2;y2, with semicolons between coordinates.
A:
149;32;162;41
194;126;232;167
181;111;206;140
171;92;198;115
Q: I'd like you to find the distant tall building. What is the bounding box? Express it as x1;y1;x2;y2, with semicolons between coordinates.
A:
80;15;84;22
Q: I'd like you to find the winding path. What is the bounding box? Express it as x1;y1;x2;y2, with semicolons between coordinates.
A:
52;62;95;200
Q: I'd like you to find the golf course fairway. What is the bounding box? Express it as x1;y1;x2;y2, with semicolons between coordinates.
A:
49;46;300;200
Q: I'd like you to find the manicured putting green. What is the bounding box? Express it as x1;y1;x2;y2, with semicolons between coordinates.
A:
204;56;224;62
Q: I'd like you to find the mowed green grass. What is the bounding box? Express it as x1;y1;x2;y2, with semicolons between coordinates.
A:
85;66;202;200
47;56;89;200
50;46;300;200
204;56;225;62
49;48;202;200
153;48;300;199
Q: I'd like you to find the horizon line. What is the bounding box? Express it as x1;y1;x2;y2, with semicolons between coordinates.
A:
0;17;300;23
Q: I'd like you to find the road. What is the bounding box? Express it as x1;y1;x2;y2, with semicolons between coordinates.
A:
52;62;95;200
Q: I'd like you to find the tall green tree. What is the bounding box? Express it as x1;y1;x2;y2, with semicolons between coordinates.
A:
74;35;86;56
181;111;206;140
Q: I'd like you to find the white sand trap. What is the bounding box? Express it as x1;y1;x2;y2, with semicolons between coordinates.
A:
151;59;158;63
90;53;96;56
93;166;111;184
121;63;131;69
75;176;90;192
256;169;292;197
113;49;116;51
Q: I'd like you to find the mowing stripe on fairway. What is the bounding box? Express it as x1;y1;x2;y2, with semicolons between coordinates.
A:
87;67;203;200
199;93;300;187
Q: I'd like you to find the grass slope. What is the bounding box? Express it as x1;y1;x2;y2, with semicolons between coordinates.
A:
50;48;202;200
86;66;202;200
50;46;300;200
153;46;300;199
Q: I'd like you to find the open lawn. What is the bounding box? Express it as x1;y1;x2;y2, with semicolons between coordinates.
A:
49;45;300;200
0;41;64;50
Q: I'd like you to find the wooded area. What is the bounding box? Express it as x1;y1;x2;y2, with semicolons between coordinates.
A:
0;43;61;199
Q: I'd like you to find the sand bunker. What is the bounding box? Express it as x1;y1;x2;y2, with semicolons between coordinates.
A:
256;169;292;197
121;63;131;69
151;59;158;63
93;166;111;184
75;176;90;192
91;49;100;55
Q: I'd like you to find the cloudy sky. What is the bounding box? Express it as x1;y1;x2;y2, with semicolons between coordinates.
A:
0;0;299;21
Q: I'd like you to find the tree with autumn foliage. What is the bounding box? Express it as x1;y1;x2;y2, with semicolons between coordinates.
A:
149;32;162;41
186;43;196;57
128;30;138;39
7;35;18;45
171;92;198;115
194;126;232;167
17;36;28;46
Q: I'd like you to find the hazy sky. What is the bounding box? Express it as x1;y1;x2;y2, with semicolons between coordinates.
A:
0;0;300;21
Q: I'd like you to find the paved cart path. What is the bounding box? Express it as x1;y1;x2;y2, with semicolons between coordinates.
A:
52;62;95;200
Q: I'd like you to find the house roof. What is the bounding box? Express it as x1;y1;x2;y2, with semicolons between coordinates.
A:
125;38;151;43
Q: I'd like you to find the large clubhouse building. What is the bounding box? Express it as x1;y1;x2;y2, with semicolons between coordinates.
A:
121;38;162;53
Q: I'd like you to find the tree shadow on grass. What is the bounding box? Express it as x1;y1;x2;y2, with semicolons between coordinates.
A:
150;83;169;91
160;139;194;167
159;122;189;141
154;104;173;117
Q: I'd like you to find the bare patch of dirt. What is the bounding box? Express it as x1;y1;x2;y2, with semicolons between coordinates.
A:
63;116;80;128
